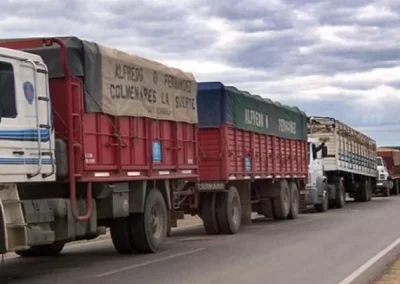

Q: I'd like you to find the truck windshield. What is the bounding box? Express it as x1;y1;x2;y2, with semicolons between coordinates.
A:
377;157;383;166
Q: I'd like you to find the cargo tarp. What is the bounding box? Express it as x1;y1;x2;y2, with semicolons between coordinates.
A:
22;37;198;124
197;82;308;140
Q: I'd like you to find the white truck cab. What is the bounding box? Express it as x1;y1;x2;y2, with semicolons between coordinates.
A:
376;156;391;195
0;47;56;183
0;47;56;254
306;137;329;211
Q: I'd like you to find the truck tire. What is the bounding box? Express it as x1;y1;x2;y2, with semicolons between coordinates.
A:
15;241;65;257
367;179;373;201
128;188;168;254
216;186;242;234
272;180;290;220
383;181;390;197
360;180;368;201
392;179;399;196
288;182;299;220
200;192;220;235
315;183;328;213
335;179;345;208
111;217;136;254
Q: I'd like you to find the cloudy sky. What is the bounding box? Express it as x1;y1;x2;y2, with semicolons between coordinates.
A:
1;0;400;146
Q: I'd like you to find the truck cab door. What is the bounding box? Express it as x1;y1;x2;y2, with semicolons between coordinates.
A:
0;54;55;182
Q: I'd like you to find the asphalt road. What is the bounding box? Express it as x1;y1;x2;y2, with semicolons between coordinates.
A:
1;196;400;284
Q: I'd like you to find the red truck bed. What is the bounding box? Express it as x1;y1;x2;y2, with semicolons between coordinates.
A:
0;37;199;182
197;82;308;181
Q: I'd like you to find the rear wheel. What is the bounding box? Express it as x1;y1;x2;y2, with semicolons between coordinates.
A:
288;182;299;220
272;180;290;220
359;180;370;201
366;179;372;201
200;192;221;235
111;218;135;254
392;179;399;196
383;180;391;197
129;188;168;254
111;188;168;254
15;241;65;257
216;186;242;234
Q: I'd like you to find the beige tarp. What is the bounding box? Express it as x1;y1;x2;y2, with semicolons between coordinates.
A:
98;45;198;124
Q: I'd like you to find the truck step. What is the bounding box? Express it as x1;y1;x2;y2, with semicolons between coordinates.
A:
2;200;21;206
7;222;27;229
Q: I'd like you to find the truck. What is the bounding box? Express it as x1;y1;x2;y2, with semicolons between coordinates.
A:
307;117;377;206
376;148;400;196
0;36;199;256
171;82;309;235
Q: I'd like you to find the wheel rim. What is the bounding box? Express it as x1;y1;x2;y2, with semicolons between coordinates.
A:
150;202;163;240
231;195;240;225
284;188;289;207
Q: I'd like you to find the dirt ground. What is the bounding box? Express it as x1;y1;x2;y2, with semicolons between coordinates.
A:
176;214;202;227
375;259;400;284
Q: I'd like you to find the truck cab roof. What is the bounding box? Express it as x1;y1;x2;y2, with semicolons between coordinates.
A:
0;46;44;63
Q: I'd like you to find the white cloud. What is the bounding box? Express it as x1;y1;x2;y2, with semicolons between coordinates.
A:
1;0;400;145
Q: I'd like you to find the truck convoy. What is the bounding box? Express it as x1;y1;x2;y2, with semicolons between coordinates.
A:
0;36;378;258
376;148;400;196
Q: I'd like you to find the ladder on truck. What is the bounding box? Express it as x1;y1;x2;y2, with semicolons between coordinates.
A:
0;184;28;253
24;59;55;179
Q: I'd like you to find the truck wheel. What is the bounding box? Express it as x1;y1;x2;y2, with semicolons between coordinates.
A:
359;180;370;201
216;186;242;234
272;180;290;220
200;192;220;235
383;181;390;197
111;217;135;254
288;182;299;220
335;180;345;208
388;180;394;191
315;184;328;213
129;188;168;254
392;180;399;196
15;241;65;257
367;179;372;201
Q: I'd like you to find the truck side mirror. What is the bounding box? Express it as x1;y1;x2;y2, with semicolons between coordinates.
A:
322;146;328;158
312;144;317;159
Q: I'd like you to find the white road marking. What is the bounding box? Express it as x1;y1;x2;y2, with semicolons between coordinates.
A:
338;236;400;284
94;247;206;278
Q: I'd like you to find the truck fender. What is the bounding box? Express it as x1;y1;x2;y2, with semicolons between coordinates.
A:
129;181;147;213
129;180;172;213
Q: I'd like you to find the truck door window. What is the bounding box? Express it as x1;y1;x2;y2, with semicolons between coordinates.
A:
0;61;17;118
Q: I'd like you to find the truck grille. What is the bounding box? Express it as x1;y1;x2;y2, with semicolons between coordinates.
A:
380;174;385;180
